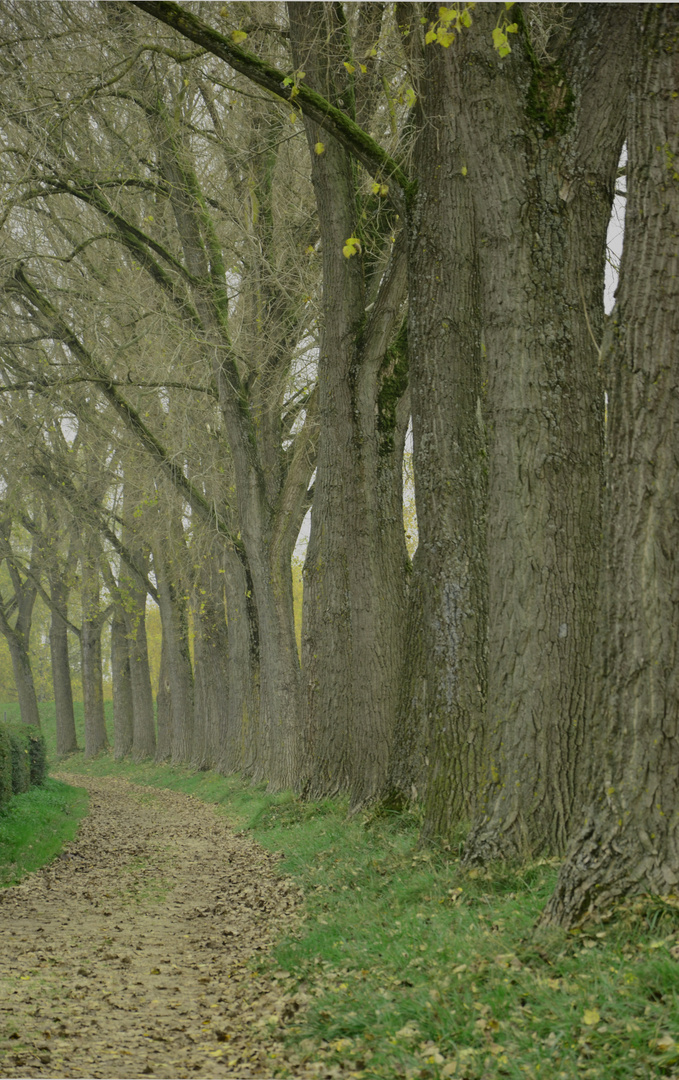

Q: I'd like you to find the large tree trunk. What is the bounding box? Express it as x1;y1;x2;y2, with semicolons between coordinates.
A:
542;5;679;927
120;481;156;759
81;621;107;757
221;544;259;776
124;595;156;761
156;564;194;764
154;627;172;763
6;636;41;728
0;542;40;728
49;577;77;755
455;3;635;862
80;547;108;758
246;544;301;788
120;578;155;760
111;608;133;760
389;18;487;838
382;547;429;808
192;554;229;770
290;2;409;808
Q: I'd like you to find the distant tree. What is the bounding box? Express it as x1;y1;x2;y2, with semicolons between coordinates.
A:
0;0;319;787
0;517;41;727
40;501;79;755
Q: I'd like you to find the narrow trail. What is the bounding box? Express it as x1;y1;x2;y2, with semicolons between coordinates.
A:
0;775;314;1080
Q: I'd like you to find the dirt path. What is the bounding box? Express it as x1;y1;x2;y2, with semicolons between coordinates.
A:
0;775;313;1080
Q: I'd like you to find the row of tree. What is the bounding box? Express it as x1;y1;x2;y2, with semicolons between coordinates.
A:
0;1;677;928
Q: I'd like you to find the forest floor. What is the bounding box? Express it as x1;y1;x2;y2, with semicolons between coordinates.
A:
0;773;314;1080
2;712;679;1080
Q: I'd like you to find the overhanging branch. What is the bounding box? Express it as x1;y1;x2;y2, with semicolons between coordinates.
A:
131;1;414;209
3;265;237;547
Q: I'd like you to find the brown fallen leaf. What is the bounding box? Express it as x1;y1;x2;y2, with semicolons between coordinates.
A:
0;773;313;1080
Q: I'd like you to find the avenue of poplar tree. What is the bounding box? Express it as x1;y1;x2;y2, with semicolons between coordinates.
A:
0;1;676;928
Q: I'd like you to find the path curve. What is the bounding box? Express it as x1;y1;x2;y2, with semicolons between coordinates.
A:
0;774;311;1079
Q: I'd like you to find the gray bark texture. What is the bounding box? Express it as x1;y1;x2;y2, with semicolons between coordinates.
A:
222;545;260;776
48;574;77;755
388;15;488;836
192;554;229;770
0;532;40;728
382;546;429;808
111;608;134;760
156;555;194;764
541;4;679;927
6;637;40;729
289;2;409;807
80;546;108;758
120;492;156;760
124;594;156;761
155;627;172;763
457;3;636;861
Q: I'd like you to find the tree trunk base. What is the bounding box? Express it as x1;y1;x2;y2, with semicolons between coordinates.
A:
462;811;533;866
540;812;679;930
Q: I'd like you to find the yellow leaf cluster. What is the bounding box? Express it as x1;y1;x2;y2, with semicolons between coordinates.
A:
425;4;474;48
492;19;518;58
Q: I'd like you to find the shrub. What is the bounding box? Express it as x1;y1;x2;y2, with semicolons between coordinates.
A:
27;731;47;786
0;725;11;810
9;732;30;795
0;724;47;804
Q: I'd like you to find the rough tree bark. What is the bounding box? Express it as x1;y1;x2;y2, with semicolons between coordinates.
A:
121;484;156;760
384;9;487;835
457;3;636;861
289;2;410;807
221;543;260;776
48;573;78;755
111;608;134;760
155;628;172;763
541;4;679;927
80;538;109;757
382;546;429;808
155;544;194;765
192;552;230;771
3;634;40;729
0;530;41;728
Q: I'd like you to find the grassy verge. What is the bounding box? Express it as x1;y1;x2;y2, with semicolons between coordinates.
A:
0;778;89;887
14;701;679;1079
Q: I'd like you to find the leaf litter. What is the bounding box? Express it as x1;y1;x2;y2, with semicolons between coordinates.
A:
0;773;323;1079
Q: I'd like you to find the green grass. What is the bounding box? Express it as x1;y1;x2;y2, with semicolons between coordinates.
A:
0;778;89;887
11;700;679;1079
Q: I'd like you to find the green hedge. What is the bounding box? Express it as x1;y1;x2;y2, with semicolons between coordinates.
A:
27;731;47;786
10;733;30;795
0;726;11;810
0;724;47;811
